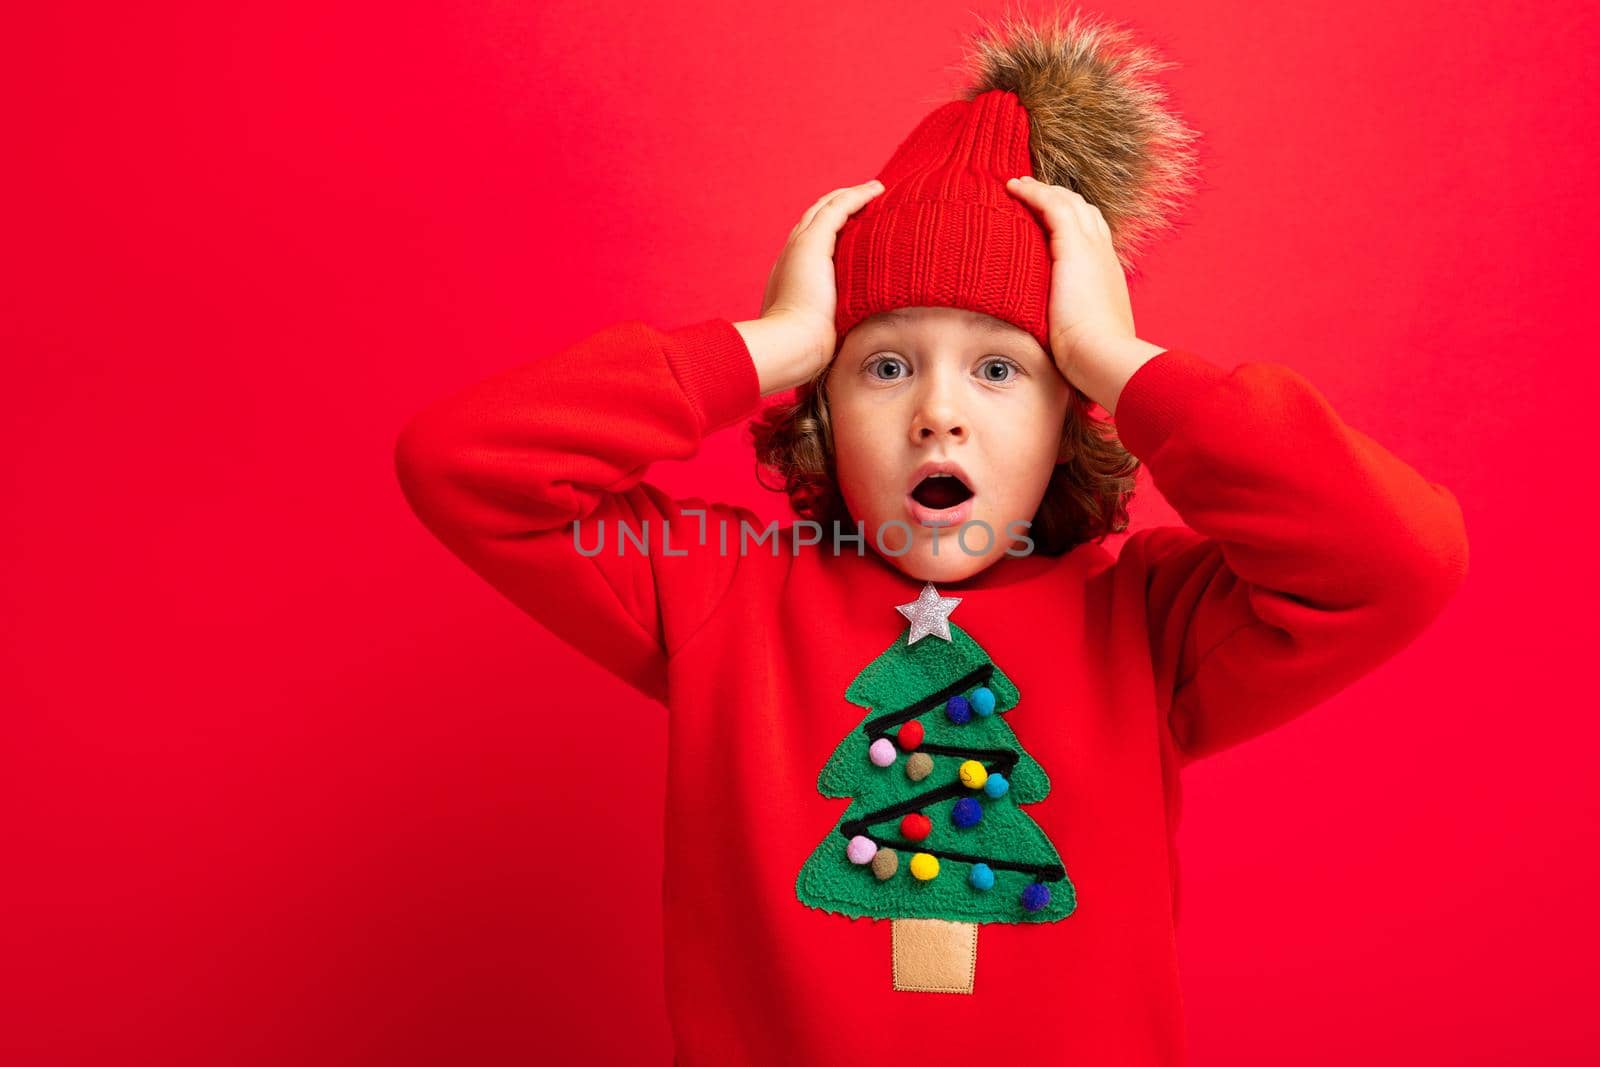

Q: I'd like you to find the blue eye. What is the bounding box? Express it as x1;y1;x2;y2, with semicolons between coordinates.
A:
866;355;908;380
980;357;1020;382
864;355;1022;382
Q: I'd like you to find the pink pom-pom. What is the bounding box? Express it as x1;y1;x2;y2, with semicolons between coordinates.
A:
869;738;897;767
846;835;878;864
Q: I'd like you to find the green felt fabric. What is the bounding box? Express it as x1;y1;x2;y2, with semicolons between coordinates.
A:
796;621;1078;923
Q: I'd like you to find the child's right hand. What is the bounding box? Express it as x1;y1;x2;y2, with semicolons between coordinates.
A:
737;180;886;395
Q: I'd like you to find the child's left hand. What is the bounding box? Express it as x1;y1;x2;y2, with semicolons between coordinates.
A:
1003;175;1137;383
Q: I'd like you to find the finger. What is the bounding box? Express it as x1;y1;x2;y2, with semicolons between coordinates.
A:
1011;176;1092;211
805;181;884;232
1009;177;1106;239
1006;176;1080;231
1040;182;1100;230
800;181;889;233
1009;175;1078;209
1074;197;1106;232
797;187;853;231
1005;177;1060;236
1066;194;1110;239
1014;175;1078;196
799;180;884;233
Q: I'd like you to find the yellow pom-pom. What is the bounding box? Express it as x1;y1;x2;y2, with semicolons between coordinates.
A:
909;852;940;881
958;760;989;789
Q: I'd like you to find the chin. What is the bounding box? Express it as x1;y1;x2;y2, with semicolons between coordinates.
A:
892;546;997;583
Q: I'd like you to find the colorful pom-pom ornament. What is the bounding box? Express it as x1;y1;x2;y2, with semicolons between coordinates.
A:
846;835;878;865
900;813;932;840
972;686;996;716
909;853;940;880
905;752;934;781
983;773;1010;799
951;797;983;828
1021;883;1052;912
945;694;972;724
969;863;995;891
958;760;988;789
871;848;899;880
897;720;924;750
869;738;896;767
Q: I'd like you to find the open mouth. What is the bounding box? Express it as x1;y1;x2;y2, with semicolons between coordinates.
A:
909;472;976;511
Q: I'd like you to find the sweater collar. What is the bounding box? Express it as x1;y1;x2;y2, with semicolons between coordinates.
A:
859;539;1082;593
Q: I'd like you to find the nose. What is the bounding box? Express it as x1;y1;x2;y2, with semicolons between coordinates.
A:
908;364;967;445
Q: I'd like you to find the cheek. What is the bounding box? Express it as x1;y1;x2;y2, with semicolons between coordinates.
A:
830;408;898;504
991;409;1067;498
834;443;879;495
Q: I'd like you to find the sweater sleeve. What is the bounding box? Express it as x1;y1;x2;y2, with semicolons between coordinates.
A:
392;318;763;706
1111;349;1470;765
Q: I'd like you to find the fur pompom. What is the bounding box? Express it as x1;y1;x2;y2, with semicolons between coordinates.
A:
951;4;1201;272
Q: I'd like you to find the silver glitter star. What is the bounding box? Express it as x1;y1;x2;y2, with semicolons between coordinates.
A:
895;582;963;645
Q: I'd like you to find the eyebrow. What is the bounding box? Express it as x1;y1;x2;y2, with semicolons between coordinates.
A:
870;310;1026;339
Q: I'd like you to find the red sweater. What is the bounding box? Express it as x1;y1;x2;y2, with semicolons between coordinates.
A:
393;318;1468;1065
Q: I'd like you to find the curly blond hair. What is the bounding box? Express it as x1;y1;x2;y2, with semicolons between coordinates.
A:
747;363;1141;555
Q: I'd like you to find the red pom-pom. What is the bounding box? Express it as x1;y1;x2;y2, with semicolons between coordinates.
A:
897;720;924;750
900;813;932;840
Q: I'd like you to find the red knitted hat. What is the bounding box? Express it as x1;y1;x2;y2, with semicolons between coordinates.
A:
832;8;1201;357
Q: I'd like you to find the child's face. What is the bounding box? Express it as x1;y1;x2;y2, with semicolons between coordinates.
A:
828;306;1072;582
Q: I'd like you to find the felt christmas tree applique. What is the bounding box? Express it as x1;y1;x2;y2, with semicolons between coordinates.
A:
794;582;1077;994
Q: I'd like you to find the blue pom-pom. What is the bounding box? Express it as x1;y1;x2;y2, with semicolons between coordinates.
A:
972;687;996;716
969;863;995;891
1021;883;1051;912
951;797;983;828
984;773;1009;799
945;694;972;724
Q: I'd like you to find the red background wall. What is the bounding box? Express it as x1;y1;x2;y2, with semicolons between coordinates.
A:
6;1;1596;1063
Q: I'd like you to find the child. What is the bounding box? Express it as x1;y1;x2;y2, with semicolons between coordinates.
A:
394;9;1467;1065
